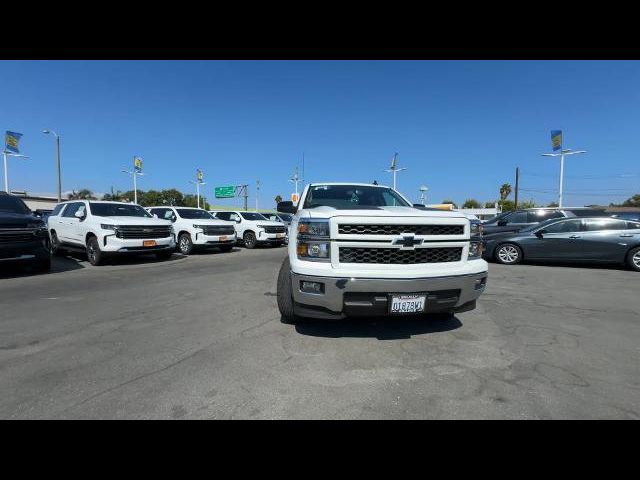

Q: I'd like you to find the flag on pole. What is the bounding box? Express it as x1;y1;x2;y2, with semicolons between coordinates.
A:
551;130;562;151
5;131;22;154
134;157;143;173
197;169;203;182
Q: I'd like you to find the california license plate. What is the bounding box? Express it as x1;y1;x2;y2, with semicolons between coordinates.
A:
389;294;427;314
143;240;157;247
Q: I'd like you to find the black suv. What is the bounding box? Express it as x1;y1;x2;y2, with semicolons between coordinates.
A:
0;192;51;272
482;207;609;235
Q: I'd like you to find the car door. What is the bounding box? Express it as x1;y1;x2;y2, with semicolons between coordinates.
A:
577;219;635;262
527;219;584;260
57;202;82;243
69;202;89;245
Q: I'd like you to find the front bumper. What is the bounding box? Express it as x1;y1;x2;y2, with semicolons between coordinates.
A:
257;231;287;243
102;235;176;253
291;271;488;319
193;232;237;246
0;240;50;263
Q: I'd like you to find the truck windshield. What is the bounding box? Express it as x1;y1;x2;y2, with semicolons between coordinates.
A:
303;185;411;209
89;203;152;217
176;209;212;219
240;212;267;221
0;194;31;214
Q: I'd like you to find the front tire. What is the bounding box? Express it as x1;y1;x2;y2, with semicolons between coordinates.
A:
86;236;104;266
495;243;522;265
277;257;298;324
627;246;640;272
50;231;65;256
243;231;257;249
178;233;193;255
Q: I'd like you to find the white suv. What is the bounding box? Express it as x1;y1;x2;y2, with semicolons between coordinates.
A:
47;200;176;266
147;206;236;255
210;210;286;249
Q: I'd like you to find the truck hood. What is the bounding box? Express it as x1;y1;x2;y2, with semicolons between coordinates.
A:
303;206;468;219
186;218;234;226
0;211;41;228
96;216;172;226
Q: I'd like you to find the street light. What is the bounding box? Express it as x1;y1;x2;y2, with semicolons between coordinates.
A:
121;168;144;204
541;148;587;208
2;152;29;193
43;130;62;202
419;185;429;204
384;152;406;191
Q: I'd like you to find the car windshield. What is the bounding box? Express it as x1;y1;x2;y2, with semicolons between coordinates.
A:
241;212;267;221
303;185;411;209
483;212;510;224
90;203;152;217
0;194;31;214
176;209;212;219
279;213;292;222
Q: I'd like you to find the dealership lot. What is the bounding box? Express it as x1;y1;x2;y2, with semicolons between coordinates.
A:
0;248;638;419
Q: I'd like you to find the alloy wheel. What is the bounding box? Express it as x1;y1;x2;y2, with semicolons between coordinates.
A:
497;245;519;264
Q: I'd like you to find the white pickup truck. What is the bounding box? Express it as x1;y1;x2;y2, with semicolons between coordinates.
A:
276;183;488;324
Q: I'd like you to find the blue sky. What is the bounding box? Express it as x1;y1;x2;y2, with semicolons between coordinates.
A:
2;60;639;207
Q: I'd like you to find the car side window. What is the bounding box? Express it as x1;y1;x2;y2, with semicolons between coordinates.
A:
584;219;627;232
215;212;229;221
532;210;563;222
627;221;640;230
543;220;582;234
51;204;65;216
62;202;81;218
509;212;528;223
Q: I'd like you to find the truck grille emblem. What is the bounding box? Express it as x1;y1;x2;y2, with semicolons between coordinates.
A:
392;233;423;250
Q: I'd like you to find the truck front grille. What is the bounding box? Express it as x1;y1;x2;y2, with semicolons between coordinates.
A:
115;226;172;240
0;230;35;244
264;226;286;234
202;226;235;236
338;224;464;235
339;246;463;264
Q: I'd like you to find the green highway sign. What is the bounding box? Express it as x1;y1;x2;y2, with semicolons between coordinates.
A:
214;186;236;198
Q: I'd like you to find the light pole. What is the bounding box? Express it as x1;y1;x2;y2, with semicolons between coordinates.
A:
541;149;586;208
290;167;302;200
189;179;206;209
2;152;29;193
384;152;406;191
121;168;144;204
419;185;429;205
256;180;261;211
43;130;62;202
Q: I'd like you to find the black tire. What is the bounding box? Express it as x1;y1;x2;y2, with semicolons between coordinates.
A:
277;257;298;324
155;251;173;261
494;243;523;265
627;246;640;272
219;245;233;253
243;231;257;249
178;233;193;255
50;231;65;256
86;236;104;266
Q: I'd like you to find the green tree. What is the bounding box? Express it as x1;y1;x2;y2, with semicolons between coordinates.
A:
274;195;283;205
519;200;537;209
68;189;96;200
500;200;516;212
462;199;481;209
484;201;497;208
499;183;512;201
546;201;559;208
622;194;640;207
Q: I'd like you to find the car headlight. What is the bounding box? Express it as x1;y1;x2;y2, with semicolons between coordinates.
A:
193;224;206;229
297;241;330;261
297;219;330;238
101;224;118;231
468;241;484;259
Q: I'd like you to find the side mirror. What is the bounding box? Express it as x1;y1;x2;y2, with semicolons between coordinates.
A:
152;214;158;219
171;215;177;222
535;229;545;238
75;210;86;220
235;218;242;223
277;201;296;214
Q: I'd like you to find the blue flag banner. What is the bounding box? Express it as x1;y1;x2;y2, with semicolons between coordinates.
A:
134;157;143;173
5;131;22;154
551;130;562;151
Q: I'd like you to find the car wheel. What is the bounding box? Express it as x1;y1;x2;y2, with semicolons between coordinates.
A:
86;236;104;266
50;231;64;256
219;245;233;252
178;233;193;255
277;257;298;324
495;243;522;265
156;251;173;260
243;231;257;249
627;246;640;272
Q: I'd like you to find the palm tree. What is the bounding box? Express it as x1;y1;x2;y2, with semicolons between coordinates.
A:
274;195;283;205
499;183;512;201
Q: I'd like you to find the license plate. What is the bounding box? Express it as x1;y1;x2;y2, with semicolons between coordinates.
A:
143;240;157;247
389;294;427;314
219;235;228;241
276;233;284;238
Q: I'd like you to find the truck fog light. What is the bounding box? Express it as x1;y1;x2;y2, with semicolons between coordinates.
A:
475;277;487;290
301;281;324;294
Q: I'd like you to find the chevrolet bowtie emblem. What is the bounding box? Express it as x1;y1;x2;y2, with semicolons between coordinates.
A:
392;233;423;249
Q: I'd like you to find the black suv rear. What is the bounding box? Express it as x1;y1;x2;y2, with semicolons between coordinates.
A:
482;207;609;235
0;192;51;272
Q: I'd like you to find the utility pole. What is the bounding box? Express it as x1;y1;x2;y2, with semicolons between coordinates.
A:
419;185;428;205
43;130;62;202
514;167;519;209
541;149;587;208
189;169;206;209
384;152;406;191
290;166;301;198
256;180;261;211
121;157;144;204
236;184;249;211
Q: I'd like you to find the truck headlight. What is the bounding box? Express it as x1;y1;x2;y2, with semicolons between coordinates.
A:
297;219;330;238
192;224;206;229
297;241;330;261
468;241;483;259
101;224;118;231
470;223;483;235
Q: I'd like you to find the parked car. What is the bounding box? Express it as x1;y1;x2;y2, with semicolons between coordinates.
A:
275;183;487;324
263;212;293;244
483;217;640;271
146;206;236;255
210;210;286;249
610;211;640;222
0;192;51;272
482;207;609;235
47;200;176;266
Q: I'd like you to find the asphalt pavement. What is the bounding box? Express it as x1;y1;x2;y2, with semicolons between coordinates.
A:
0;247;638;419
